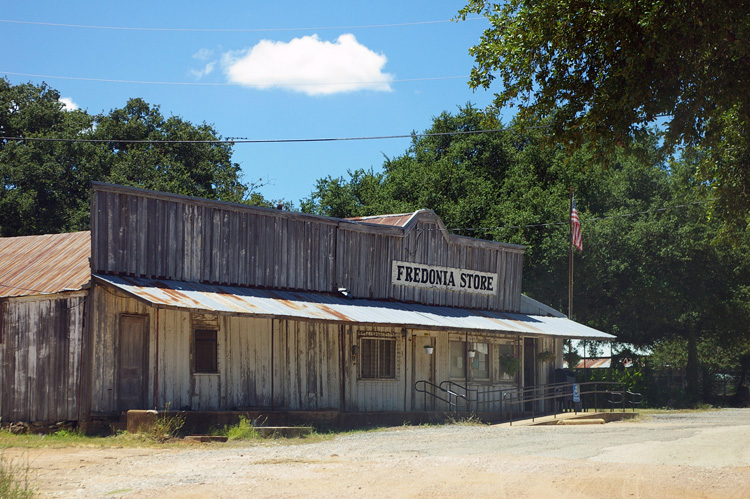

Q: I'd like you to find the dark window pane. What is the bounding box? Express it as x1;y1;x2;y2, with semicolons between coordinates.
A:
360;338;396;379
195;329;217;373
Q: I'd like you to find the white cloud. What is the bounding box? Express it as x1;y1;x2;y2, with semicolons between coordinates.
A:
193;48;215;61
221;34;394;96
59;97;79;111
191;61;216;79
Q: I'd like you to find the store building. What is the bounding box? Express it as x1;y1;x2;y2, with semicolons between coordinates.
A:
1;182;613;425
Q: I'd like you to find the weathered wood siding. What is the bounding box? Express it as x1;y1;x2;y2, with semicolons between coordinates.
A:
91;183;524;312
0;294;85;422
92;184;337;292
337;217;523;311
342;326;409;412
90;283;564;415
91;286;343;412
272;320;341;410
89;286;151;414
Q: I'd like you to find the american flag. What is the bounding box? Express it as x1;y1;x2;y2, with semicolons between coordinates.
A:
571;198;582;251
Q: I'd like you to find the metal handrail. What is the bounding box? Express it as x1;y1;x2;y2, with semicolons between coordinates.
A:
627;391;644;411
414;380;469;411
414;379;643;424
438;381;478;412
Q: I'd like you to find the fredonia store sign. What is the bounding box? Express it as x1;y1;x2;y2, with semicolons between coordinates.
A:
391;260;498;295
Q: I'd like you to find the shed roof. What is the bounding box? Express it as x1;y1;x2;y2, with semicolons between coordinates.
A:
95;274;615;340
0;232;91;298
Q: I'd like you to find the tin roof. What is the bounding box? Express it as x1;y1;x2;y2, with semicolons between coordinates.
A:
95;274;614;340
0;232;91;298
575;357;634;369
346;213;416;227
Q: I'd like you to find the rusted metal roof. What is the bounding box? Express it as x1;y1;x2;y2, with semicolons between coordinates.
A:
0;232;91;298
575;358;634;369
346;213;416;227
95;274;614;340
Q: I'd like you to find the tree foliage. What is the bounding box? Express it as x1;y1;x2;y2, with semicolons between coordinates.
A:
303;105;750;401
458;0;750;230
0;79;266;237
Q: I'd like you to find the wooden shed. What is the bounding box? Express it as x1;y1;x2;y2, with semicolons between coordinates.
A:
0;182;614;425
0;232;90;424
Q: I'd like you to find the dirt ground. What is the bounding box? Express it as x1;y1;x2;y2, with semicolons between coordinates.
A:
5;409;750;498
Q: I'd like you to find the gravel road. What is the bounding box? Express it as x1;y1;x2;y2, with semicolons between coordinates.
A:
9;409;750;498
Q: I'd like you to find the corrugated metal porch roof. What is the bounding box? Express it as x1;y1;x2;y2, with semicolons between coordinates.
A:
0;231;91;298
95;274;614;340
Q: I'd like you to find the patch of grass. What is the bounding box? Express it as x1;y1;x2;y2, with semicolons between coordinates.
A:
445;414;487;426
141;411;186;443
0;452;35;499
213;416;261;441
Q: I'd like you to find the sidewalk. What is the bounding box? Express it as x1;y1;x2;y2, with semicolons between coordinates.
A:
493;410;639;427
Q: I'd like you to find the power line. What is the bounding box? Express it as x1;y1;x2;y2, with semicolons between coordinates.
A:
0;17;484;32
1;71;468;88
0;125;551;145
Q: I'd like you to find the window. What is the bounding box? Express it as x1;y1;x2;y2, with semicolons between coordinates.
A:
450;341;490;380
194;329;218;373
449;341;466;378
360;338;396;379
470;342;489;379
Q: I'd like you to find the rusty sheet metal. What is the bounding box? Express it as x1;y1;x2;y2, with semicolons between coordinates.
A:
0;231;91;298
95;274;614;340
346;213;415;227
575;358;634;368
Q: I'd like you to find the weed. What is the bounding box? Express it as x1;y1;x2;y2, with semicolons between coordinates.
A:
0;452;35;499
141;410;185;443
445;414;486;426
223;416;260;441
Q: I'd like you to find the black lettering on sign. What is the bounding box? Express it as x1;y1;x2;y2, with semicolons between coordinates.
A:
391;260;497;296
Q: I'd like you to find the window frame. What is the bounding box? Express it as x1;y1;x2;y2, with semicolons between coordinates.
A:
469;341;490;380
193;329;218;374
359;337;397;380
449;340;467;379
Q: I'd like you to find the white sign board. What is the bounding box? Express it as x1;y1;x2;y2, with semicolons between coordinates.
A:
391;260;498;296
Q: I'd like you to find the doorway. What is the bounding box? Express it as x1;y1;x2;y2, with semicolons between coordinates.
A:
118;314;149;411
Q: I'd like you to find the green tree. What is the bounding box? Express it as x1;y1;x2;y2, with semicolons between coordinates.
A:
91;98;248;202
304;105;750;404
458;0;750;231
0;79;100;235
0;79;266;236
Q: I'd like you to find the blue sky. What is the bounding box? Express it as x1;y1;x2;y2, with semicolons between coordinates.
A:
2;1;499;205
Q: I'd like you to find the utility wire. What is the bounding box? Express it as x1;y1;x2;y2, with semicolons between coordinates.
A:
1;71;468;87
0;199;715;297
0;17;484;32
0;125;551;145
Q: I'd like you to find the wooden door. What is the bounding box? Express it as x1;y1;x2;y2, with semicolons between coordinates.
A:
118;315;148;411
412;335;435;411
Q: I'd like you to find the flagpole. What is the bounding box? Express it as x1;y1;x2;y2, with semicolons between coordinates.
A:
568;187;574;319
568;187;574;366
